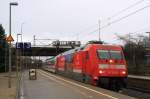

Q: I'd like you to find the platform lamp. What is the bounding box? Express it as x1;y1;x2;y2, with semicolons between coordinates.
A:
8;2;18;88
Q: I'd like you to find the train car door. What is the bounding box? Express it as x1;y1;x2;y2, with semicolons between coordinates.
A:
73;51;83;74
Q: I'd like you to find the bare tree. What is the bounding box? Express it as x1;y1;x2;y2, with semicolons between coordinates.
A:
116;33;149;74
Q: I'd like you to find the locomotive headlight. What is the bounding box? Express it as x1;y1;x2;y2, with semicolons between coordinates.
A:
116;65;126;69
122;71;126;74
99;70;103;74
99;64;109;69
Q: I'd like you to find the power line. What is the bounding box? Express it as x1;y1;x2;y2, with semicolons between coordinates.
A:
108;0;145;20
71;24;98;38
82;4;150;38
107;4;150;27
73;0;146;39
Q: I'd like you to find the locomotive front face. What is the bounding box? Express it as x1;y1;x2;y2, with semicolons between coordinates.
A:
96;48;127;77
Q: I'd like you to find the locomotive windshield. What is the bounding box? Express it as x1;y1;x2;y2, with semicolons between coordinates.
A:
110;51;122;59
97;50;110;59
97;50;123;59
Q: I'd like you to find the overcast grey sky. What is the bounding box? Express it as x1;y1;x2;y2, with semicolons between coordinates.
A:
1;0;150;45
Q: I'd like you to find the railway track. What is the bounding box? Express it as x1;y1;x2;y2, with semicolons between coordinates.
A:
127;77;150;93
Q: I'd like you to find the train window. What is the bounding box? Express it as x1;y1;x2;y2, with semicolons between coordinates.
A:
110;51;122;59
97;50;110;59
65;53;74;63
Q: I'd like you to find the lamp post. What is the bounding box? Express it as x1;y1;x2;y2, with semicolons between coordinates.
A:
16;33;22;78
8;2;18;88
21;23;25;71
17;34;22;42
21;23;25;39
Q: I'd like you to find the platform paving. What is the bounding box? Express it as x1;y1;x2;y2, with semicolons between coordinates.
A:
21;69;136;99
0;72;17;99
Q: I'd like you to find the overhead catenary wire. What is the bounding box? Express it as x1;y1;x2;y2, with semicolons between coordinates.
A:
108;0;145;20
72;0;146;39
106;4;150;27
71;24;98;38
80;4;150;38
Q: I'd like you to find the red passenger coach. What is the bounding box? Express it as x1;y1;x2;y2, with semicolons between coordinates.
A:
55;41;127;90
56;55;65;71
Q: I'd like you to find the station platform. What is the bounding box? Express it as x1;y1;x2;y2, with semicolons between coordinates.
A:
21;69;135;99
0;72;17;99
128;75;150;80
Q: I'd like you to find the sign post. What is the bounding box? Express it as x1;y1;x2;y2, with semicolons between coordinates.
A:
6;34;14;88
16;42;31;68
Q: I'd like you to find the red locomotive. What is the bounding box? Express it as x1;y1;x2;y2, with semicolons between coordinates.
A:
55;41;127;90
